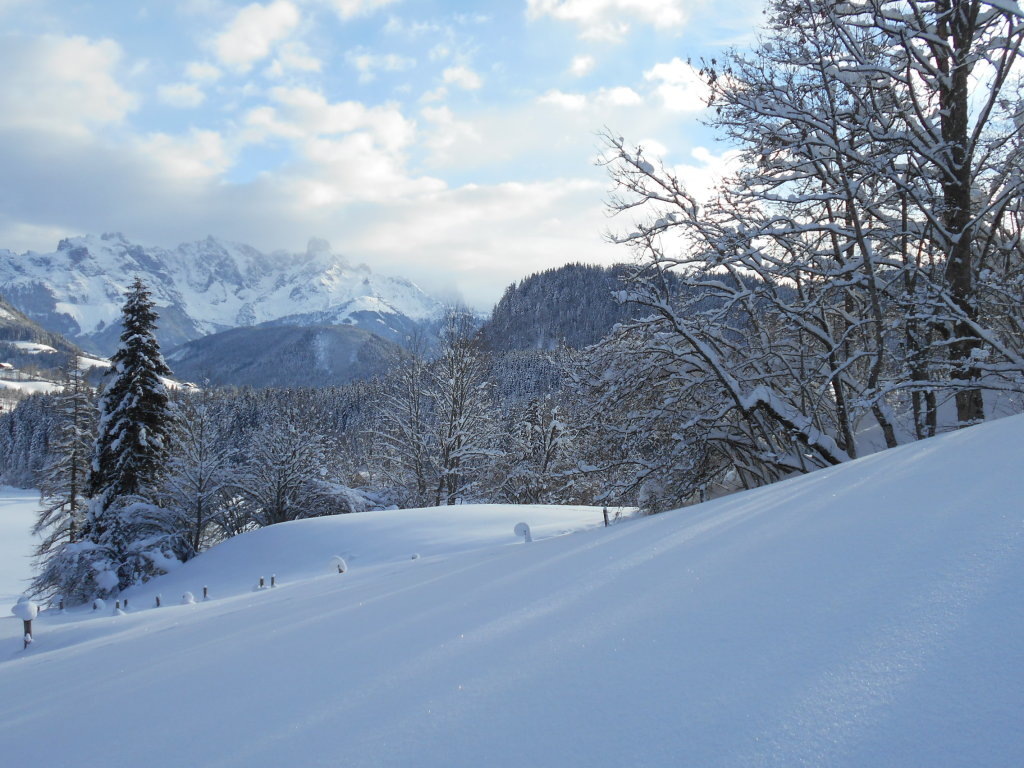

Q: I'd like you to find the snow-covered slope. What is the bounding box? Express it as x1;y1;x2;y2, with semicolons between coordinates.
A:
1;417;1022;767
0;233;445;354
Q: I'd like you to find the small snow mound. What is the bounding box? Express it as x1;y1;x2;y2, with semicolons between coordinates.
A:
92;598;105;611
514;522;532;543
329;556;348;574
410;553;420;560
181;592;196;605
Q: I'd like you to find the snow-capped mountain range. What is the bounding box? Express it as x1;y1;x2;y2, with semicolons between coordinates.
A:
0;233;445;355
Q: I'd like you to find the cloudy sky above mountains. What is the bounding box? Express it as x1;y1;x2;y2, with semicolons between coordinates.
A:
0;0;761;306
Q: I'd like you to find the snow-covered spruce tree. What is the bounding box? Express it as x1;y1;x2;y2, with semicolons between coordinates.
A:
0;393;56;487
30;361;97;602
599;0;1024;500
82;277;174;597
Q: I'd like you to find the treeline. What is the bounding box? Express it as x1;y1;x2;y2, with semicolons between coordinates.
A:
3;299;651;604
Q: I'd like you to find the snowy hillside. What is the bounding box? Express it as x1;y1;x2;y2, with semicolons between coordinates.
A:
1;416;1022;767
0;487;39;606
0;233;445;354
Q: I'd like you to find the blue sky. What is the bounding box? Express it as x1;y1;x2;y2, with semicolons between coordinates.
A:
0;0;763;307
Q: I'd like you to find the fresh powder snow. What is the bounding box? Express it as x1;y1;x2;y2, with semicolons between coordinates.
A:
0;417;1021;766
0;487;40;605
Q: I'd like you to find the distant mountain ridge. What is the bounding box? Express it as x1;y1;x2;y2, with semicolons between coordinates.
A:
0;233;445;355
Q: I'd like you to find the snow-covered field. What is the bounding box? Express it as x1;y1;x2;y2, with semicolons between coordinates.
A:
0;487;39;605
6;341;57;354
1;417;1022;767
0;378;61;395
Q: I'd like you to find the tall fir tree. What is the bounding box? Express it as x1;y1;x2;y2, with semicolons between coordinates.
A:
30;361;97;603
83;277;173;596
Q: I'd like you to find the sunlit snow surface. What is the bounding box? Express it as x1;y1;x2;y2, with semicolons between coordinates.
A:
1;417;1023;767
0;487;38;604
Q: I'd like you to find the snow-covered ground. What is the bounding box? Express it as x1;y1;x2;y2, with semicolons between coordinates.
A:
0;487;39;605
0;378;61;395
1;417;1022;767
6;341;57;354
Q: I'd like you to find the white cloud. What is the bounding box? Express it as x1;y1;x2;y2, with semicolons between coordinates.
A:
540;85;640;112
158;82;206;108
429;43;451;61
527;0;690;41
136;129;231;179
420;86;447;103
668;145;742;199
420;105;481;165
538;89;587;111
265;42;322;78
185;61;223;82
599;86;642;106
442;65;483;90
644;57;708;112
345;178;618;306
259;86;416;153
346;48;416;83
569;54;595;77
213;0;300;72
636;137;669;158
0;35;136;135
383;16;444;37
321;0;401;19
277;42;322;71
